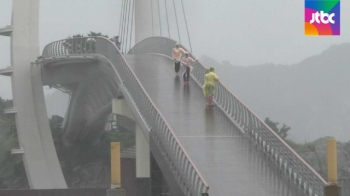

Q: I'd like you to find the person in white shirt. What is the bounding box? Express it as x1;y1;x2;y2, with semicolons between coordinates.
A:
172;43;187;74
181;52;198;84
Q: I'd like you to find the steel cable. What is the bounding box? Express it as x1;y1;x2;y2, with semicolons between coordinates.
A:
157;0;162;36
151;0;154;35
121;0;128;51
124;0;132;53
180;0;193;52
164;0;171;37
118;0;125;37
128;0;135;51
172;0;181;43
120;0;128;52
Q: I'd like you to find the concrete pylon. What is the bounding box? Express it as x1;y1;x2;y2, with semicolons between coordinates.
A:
135;0;153;44
112;99;150;196
10;0;67;189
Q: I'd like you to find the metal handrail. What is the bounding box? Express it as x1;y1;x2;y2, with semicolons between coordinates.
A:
42;36;209;196
129;36;328;196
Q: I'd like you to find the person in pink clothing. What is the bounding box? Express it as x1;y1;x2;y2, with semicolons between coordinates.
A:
181;52;198;84
172;43;187;74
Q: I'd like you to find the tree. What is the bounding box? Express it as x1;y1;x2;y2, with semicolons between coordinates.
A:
87;31;109;38
0;97;13;119
63;32;113;54
264;117;291;140
67;31;109;39
0;97;28;189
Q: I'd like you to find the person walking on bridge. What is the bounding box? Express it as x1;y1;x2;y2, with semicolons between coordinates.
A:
172;43;187;74
204;67;219;106
203;69;210;99
181;52;197;84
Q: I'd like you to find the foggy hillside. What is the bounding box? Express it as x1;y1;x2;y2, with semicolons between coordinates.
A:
201;43;350;142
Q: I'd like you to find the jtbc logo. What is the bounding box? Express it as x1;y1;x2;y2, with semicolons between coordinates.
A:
310;11;335;24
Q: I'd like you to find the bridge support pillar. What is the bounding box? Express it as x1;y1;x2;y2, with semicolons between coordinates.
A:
10;0;67;189
135;125;151;196
112;99;150;196
135;0;153;44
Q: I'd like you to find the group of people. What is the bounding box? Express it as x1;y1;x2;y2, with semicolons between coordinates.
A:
171;44;219;106
171;43;198;84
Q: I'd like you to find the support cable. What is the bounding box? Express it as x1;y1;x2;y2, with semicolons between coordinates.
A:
157;0;162;36
164;0;171;37
124;0;132;54
180;0;193;52
124;0;132;53
120;0;128;52
121;0;127;52
122;0;130;53
151;0;154;36
172;0;181;43
128;0;135;51
118;0;125;37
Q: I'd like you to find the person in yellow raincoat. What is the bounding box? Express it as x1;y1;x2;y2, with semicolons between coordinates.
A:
203;67;219;106
202;69;210;97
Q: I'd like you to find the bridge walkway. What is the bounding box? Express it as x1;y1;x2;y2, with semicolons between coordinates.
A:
124;54;299;196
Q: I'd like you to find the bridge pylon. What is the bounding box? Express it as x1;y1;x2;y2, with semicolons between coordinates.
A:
3;0;67;189
112;99;151;196
135;0;153;44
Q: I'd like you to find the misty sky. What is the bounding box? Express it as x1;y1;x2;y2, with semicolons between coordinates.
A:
1;0;350;100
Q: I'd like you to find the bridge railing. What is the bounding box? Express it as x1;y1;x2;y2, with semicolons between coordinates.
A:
42;37;209;196
130;36;328;196
42;37;98;57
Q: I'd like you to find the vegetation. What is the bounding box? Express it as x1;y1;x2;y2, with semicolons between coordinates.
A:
263;117;350;179
67;31;109;39
0;97;135;189
63;31;116;54
0;98;27;189
50;113;135;185
264;117;291;140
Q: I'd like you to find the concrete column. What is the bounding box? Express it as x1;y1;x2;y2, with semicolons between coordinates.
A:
135;126;150;196
135;0;153;44
112;99;150;196
327;139;337;183
11;0;66;189
136;125;150;177
324;139;341;196
111;142;121;189
112;99;134;120
112;99;150;177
